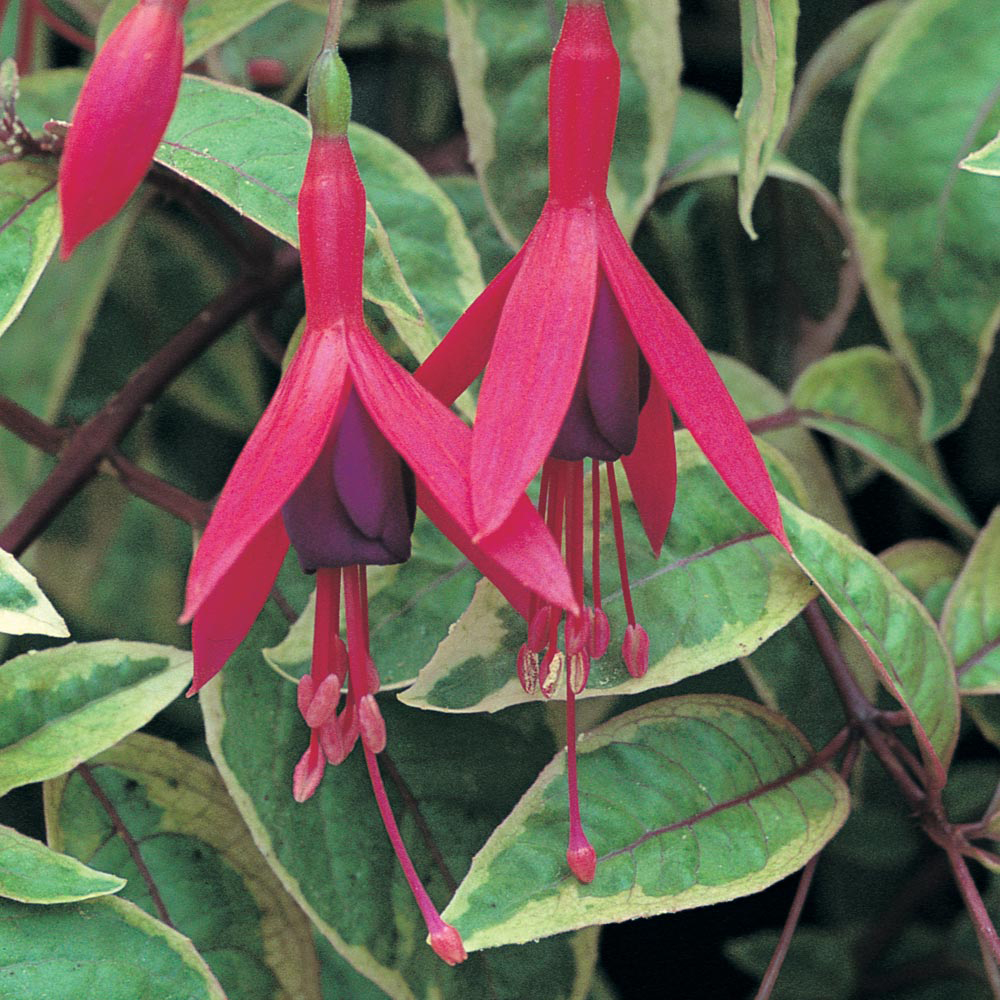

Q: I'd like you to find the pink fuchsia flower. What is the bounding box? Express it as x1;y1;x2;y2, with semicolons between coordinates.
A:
58;0;188;260
181;49;573;966
417;0;789;884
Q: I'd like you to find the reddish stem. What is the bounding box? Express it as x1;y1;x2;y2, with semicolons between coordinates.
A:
15;0;36;72
34;2;94;50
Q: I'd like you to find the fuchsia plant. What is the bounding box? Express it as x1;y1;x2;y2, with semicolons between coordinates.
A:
419;0;789;883
5;0;1000;995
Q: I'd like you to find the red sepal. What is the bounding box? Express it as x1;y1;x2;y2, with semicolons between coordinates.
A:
597;205;789;549
471;205;599;538
182;330;350;623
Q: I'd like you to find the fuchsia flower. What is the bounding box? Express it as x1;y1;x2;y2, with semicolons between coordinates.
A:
182;50;574;965
58;0;188;260
418;0;789;883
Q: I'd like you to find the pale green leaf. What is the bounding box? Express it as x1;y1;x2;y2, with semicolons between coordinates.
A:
841;0;1000;437
736;0;799;237
45;733;323;1000
779;491;960;782
960;130;1000;177
0;640;191;796
0;894;226;999
879;539;963;620
791;347;977;537
0;158;59;340
943;508;1000;694
0;824;124;904
98;0;286;65
443;695;849;950
0;548;67;638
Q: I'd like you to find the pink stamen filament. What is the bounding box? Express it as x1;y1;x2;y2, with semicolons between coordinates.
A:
590;459;602;612
563;461;595;881
606;462;637;628
361;744;462;959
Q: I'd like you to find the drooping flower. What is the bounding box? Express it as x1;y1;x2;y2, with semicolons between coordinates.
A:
58;0;188;260
417;0;789;884
181;49;574;966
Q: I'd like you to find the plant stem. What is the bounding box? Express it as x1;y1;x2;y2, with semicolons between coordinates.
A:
945;838;1000;971
76;763;174;928
0;246;300;557
323;0;345;49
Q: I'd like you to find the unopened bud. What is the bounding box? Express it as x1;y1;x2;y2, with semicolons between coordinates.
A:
428;922;467;966
358;693;387;754
622;623;650;678
568;651;590;695
589;607;610;659
527;605;552;652
517;644;540;695
564;609;590;656
246;57;288;89
540;651;564;700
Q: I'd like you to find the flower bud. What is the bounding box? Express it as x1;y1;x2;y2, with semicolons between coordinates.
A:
428;922;467;966
58;0;187;259
566;841;597;884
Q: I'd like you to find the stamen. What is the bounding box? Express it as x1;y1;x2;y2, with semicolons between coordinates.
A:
606;463;637;628
589;460;610;658
564;684;596;883
517;645;540;694
563;461;588;657
313;568;342;682
361;744;466;964
358;693;387;754
293;731;325;803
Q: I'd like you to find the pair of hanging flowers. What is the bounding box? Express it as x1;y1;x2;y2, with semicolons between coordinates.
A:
57;0;786;966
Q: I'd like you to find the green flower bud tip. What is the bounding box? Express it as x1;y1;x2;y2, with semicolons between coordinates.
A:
307;48;352;137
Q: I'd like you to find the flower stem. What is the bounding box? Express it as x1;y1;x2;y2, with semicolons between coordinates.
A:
323;0;345;49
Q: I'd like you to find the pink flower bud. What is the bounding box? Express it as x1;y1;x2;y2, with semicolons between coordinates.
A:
58;0;188;259
246;57;288;89
567;841;597;884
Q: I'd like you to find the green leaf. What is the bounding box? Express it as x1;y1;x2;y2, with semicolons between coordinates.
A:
841;0;1000;437
943;508;1000;694
735;0;799;237
0;895;226;999
0;158;59;341
156;75;482;364
443;0;681;245
779;491;960;783
97;0;286;65
0;640;191;796
961;130;1000;177
782;0;907;147
713;352;855;538
266;510;479;690
14;66;84;130
45;733;323;1000
0;823;124;904
791;347;977;537
0;548;67;638
201;604;596;1000
880;539;963;620
402;431;815;713
442;695;849;950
